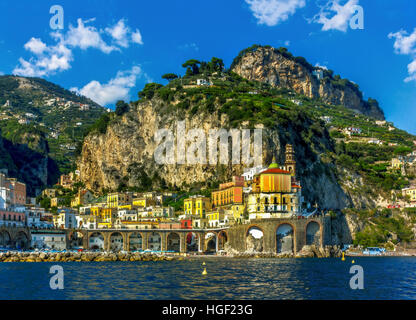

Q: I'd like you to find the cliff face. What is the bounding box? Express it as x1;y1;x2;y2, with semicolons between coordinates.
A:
78;97;363;210
231;46;384;120
0;131;57;196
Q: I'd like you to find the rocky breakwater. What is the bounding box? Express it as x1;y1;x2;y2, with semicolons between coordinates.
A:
0;251;181;262
225;244;342;258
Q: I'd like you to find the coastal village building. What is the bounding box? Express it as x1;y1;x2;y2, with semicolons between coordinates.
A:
247;145;303;220
0;173;26;210
133;197;156;208
59;172;78;189
76;214;100;230
42;188;57;198
212;176;244;208
31;230;67;250
107;192;133;208
53;209;76;229
0;210;26;228
183;196;211;218
402;186;416;203
242;166;267;181
71;189;94;207
51;197;65;208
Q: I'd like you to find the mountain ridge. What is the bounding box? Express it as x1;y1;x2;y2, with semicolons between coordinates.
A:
230;45;385;120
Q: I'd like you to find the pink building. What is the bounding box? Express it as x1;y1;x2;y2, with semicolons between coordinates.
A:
0;210;26;227
159;222;181;229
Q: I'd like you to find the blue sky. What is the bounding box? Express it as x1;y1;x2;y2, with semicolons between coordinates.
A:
0;0;415;134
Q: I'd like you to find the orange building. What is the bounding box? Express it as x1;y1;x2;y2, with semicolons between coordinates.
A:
7;178;26;206
212;176;244;208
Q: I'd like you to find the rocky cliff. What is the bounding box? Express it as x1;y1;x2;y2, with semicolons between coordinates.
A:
230;45;384;120
78;94;359;210
0;129;57;196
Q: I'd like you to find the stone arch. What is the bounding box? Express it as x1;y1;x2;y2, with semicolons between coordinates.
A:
167;232;180;252
205;232;216;252
0;230;11;248
276;223;294;254
14;231;29;250
69;231;83;249
89;232;104;250
217;230;228;251
306;221;321;247
148;232;161;251
245;225;264;253
109;232;124;252
185;232;199;252
128;232;143;251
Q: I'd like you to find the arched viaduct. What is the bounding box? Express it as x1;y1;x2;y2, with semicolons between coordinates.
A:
0;226;31;250
76;216;329;254
79;228;229;253
226;216;330;254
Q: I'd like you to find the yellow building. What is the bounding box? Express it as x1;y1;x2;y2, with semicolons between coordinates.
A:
391;158;402;169
71;190;94;208
132;198;156;208
402;186;416;202
42;188;57;198
51;197;65;208
107;192;133;208
183;196;211;218
247;147;302;220
91;206;103;217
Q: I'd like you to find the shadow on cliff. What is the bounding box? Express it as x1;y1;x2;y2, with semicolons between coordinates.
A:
329;213;354;245
1;138;60;196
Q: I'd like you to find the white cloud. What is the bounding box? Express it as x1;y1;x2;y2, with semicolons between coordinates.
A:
65;18;118;53
131;30;144;45
71;65;144;106
245;0;306;27
312;0;359;32
13;18;143;77
178;43;199;51
389;28;416;83
388;29;416;55
106;19;129;48
24;38;47;55
315;63;328;70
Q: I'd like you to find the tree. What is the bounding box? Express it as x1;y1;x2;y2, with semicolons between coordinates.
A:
209;57;224;73
115;100;129;116
40;197;51;209
182;59;201;76
162;73;178;82
138;83;163;100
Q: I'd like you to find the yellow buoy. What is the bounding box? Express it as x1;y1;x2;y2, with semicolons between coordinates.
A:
341;252;345;261
352;260;355;264
202;262;206;266
202;268;208;275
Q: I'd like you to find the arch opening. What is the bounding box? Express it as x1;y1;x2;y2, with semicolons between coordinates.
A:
148;232;161;251
110;232;123;252
167;233;180;252
186;232;199;252
306;222;321;247
246;226;264;253
276;224;294;254
129;232;143;251
89;232;104;250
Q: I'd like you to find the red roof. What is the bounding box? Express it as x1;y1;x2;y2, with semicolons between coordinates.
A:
292;185;302;189
261;168;291;175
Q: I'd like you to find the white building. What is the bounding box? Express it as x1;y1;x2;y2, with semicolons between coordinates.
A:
31;230;67;250
242;166;268;181
196;79;212;86
312;69;324;80
54;209;77;229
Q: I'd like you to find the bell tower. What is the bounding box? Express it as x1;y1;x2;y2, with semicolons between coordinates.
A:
284;144;296;177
